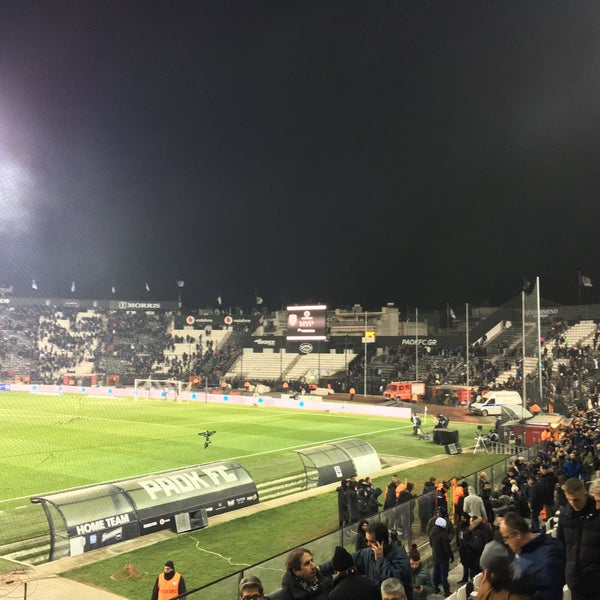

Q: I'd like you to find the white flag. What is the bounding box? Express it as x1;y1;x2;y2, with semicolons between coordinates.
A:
581;274;593;287
32;279;38;290
177;280;185;288
145;281;150;292
71;281;76;293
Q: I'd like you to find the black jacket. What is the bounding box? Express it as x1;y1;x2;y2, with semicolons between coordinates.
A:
557;495;600;596
428;524;453;563
269;570;332;600
328;567;380;600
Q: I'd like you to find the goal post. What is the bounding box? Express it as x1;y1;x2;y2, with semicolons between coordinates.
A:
134;378;184;401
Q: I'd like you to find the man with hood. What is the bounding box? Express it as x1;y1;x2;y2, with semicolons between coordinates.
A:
463;486;487;521
151;560;187;600
428;516;453;597
327;546;380;600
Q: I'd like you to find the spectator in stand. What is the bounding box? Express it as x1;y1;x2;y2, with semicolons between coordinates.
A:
452;480;467;525
239;576;268;600
466;515;492;579
474;541;531;600
463;485;487;521
327;546;380;600
557;478;600;600
456;512;472;584
271;548;332;600
590;478;600;509
319;522;413;600
418;482;436;534
480;480;495;524
428;516;453;598
408;544;433;600
562;454;585;480
355;519;369;552
479;471;492;494
435;481;450;518
381;578;407;600
336;480;350;528
499;511;565;600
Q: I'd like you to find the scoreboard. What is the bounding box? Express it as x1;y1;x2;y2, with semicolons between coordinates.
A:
286;304;327;341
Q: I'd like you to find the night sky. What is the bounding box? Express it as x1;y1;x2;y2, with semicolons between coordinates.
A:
1;1;600;312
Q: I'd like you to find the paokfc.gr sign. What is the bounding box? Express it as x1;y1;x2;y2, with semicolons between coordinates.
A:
400;337;438;346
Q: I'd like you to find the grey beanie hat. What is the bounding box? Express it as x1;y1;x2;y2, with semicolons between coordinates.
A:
480;540;511;572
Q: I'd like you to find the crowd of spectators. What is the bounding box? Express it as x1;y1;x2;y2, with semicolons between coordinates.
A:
0;305;249;385
245;399;600;600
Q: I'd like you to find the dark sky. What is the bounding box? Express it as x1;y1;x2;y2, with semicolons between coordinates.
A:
1;1;600;312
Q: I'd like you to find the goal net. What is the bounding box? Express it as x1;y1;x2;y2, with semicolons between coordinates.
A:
134;378;184;400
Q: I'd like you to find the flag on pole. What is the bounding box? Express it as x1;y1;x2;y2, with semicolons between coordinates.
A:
580;274;593;287
31;279;38;290
177;280;185;288
71;281;76;293
145;281;150;292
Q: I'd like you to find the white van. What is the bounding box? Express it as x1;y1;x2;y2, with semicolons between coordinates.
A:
468;391;522;416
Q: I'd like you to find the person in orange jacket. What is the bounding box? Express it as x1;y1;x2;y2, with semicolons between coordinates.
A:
151;560;187;600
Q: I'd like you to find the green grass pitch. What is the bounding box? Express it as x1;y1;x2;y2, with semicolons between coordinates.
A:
0;391;488;599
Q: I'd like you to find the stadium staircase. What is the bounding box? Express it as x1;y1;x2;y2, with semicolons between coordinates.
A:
0;535;50;565
256;474;307;501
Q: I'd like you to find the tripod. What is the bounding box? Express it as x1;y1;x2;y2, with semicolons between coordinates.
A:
473;428;489;454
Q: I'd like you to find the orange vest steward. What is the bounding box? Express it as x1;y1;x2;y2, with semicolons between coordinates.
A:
157;572;182;600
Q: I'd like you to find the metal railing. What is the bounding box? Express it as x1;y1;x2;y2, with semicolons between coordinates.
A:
174;446;537;599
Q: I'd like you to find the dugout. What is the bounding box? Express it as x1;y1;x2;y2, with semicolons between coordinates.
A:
31;460;258;561
31;484;139;561
115;461;258;534
296;438;380;488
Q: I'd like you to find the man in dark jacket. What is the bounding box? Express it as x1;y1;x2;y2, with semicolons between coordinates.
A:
336;479;350;528
320;522;412;600
327;546;380;600
557;478;600;600
500;511;565;600
270;547;332;600
428;516;453;597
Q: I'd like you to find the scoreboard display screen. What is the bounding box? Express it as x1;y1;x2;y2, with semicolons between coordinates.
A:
286;304;327;341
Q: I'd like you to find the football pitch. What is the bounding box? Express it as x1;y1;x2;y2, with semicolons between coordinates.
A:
1;391;426;497
0;391;457;544
0;391;494;599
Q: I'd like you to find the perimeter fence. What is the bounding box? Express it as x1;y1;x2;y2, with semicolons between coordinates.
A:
173;445;536;599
